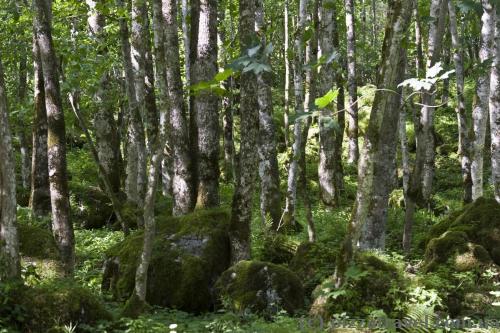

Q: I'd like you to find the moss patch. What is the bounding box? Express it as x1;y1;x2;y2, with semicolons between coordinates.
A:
18;223;59;260
216;260;305;316
102;208;231;313
310;252;407;318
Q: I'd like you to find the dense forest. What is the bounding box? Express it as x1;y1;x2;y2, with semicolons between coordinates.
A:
0;0;500;331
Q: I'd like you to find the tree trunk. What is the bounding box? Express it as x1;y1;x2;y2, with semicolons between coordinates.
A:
193;0;220;208
17;51;31;191
490;6;500;203
86;0;122;194
30;32;51;217
229;0;259;264
318;0;340;207
471;0;495;200
334;0;413;286
333;9;345;194
0;55;20;281
34;0;75;275
181;0;191;117
162;0;195;215
119;0;147;211
414;0;424;77
255;0;282;228
448;0;473;203
283;0;307;226
400;94;413;253
284;0;291;148
130;0;148;206
144;9;159;157
408;0;446;210
345;0;359;165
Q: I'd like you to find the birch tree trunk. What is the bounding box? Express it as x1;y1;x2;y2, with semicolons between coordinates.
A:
130;0;148;205
284;0;291;148
335;0;413;285
162;0;195;215
34;0;75;275
193;0;220;208
255;0;282;228
448;0;473;203
414;0;425;77
119;0;146;210
490;6;500;203
318;0;340;207
345;0;359;165
283;0;307;226
229;0;259;264
86;0;122;194
471;0;495;200
30;32;51;217
408;0;446;209
144;10;159;157
0;55;20;281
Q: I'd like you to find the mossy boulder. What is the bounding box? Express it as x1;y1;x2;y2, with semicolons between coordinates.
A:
310;253;406;318
423;198;500;269
423;231;492;272
70;184;115;229
2;279;111;332
101;208;231;313
289;242;337;297
215;260;305;316
18;223;59;260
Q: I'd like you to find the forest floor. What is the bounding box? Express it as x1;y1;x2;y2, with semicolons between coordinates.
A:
5;82;500;332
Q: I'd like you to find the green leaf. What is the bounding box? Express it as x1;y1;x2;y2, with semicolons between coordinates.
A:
247;45;261;57
315;89;339;109
214;68;234;82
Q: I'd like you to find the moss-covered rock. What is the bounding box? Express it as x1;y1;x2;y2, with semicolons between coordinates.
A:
101;208;231;313
70;184;115;229
215;260;305;316
2;279;111;332
288;242;337;297
18;223;59;260
310;253;406;318
423;198;500;269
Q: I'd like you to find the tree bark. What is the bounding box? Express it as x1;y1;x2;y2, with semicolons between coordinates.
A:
471;0;495;200
283;0;307;226
119;0;147;211
193;0;220;208
345;0;359;165
86;0;122;194
30;31;51;217
255;0;282;228
144;9;159;157
400;93;413;253
448;0;473;203
229;0;259;264
490;6;500;203
318;0;340;207
414;0;425;77
335;0;413;286
130;0;148;206
0;55;20;281
17;50;31;191
34;0;75;275
284;0;291;148
162;0;195;215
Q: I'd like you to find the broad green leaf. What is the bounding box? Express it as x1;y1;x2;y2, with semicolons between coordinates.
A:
215;68;234;82
315;89;339;109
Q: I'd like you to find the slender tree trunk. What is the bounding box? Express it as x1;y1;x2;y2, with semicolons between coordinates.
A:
408;0;446;210
189;0;200;203
162;0;195;215
345;0;359;164
119;0;146;211
181;0;190;115
130;0;148;206
193;0;220;208
400;94;413;253
448;0;473;203
144;10;159;157
333;10;345;193
371;0;377;49
284;0;290;148
283;0;307;226
334;0;413;286
255;0;282;228
17;51;31;191
222;80;236;182
471;0;495;200
86;0;122;194
414;0;425;77
229;0;259;264
490;6;500;203
30;32;51;217
34;0;75;275
125;135;163;317
318;0;340;207
0;55;20;281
